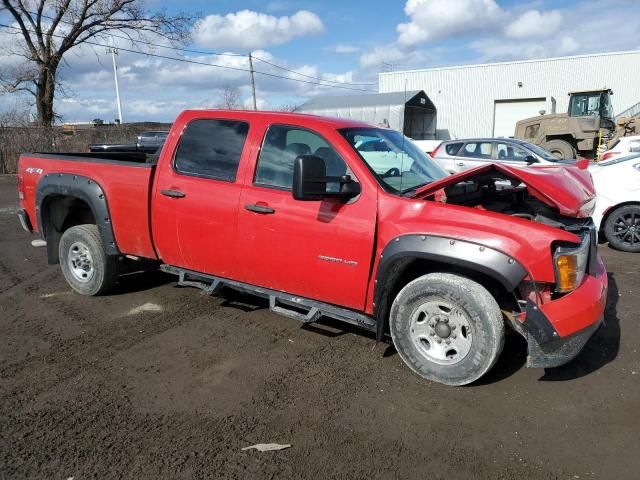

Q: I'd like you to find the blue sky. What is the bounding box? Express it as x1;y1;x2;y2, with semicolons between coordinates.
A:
1;0;639;122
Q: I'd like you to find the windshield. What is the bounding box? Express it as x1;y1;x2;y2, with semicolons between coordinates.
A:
525;142;561;161
340;128;447;193
569;92;612;118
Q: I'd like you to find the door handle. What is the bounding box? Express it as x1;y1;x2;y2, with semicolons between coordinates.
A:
160;189;185;198
245;203;275;214
456;162;464;166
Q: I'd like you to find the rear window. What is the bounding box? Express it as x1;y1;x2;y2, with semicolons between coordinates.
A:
445;142;463;155
174;119;249;181
461;142;492;159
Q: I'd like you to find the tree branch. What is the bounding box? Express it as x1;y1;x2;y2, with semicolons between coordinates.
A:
1;0;41;62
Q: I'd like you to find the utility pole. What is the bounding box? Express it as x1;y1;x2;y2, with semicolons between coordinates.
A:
108;47;124;124
248;53;257;110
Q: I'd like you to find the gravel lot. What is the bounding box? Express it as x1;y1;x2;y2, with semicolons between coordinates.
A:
1;177;638;479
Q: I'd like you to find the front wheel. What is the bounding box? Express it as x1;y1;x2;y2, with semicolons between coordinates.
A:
389;273;504;386
543;139;576;159
604;205;640;252
59;224;118;295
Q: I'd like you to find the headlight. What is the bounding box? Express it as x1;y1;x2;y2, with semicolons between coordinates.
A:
553;235;590;293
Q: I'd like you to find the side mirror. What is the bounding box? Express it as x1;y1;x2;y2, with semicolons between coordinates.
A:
525;155;538;165
292;155;360;201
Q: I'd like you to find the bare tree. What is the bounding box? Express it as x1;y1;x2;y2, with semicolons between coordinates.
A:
273;102;298;112
216;85;242;110
0;0;196;126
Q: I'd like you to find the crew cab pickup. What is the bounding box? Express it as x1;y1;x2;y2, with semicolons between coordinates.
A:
17;110;608;386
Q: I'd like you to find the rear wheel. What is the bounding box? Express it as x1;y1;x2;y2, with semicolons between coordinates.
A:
389;273;504;386
604;205;640;252
543;139;576;159
59;224;118;295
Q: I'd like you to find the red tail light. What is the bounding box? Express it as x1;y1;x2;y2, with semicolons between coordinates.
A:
17;174;24;202
430;143;441;157
601;151;615;161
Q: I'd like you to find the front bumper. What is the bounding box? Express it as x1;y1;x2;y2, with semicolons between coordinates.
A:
512;256;608;369
17;208;33;233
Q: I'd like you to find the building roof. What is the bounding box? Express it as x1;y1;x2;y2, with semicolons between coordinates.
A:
379;49;640;76
298;90;435;111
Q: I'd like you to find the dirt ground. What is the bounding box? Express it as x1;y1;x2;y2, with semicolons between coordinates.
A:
1;177;638;479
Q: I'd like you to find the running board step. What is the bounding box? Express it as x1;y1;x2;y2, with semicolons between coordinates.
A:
269;296;321;324
160;264;376;332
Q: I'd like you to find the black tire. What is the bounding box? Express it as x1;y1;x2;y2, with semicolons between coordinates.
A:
389;273;504;386
604;205;640;253
59;224;118;295
543;139;576;159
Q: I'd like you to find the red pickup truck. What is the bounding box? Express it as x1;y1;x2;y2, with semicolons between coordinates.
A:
17;110;608;385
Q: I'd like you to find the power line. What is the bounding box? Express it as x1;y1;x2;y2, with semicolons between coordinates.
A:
252;55;376;86
0;23;376;92
17;9;375;88
18;9;246;58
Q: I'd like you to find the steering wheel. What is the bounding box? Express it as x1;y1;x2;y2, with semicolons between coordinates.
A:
382;167;401;178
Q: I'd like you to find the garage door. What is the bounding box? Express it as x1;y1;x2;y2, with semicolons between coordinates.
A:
493;99;547;138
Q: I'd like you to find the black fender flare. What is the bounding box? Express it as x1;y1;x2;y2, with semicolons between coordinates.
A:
36;173;119;262
373;234;528;340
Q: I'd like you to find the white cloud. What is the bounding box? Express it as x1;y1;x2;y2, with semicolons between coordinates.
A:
193;10;324;50
505;9;563;39
360;45;421;70
333;44;360;54
242;96;269;110
470;34;579;62
558;36;580;55
397;0;503;47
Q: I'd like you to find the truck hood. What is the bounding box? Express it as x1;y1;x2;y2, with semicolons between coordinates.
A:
414;163;596;218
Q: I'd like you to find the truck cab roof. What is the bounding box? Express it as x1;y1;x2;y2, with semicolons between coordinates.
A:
177;109;376;130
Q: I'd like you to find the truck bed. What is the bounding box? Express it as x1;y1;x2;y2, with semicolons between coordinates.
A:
40;151;156;164
19;153;158;259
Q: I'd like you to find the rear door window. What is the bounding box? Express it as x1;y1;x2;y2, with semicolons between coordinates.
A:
461;142;493;159
174;119;249;181
445;142;463;156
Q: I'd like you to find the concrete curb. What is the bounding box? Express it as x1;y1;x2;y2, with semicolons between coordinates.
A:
0;174;17;186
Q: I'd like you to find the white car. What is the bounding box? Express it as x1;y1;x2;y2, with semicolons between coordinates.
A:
600;135;640;162
432;138;573;174
590;152;640;252
411;139;442;156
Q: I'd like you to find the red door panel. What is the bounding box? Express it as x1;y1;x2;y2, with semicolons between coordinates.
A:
237;185;377;310
151;115;258;278
153;176;243;277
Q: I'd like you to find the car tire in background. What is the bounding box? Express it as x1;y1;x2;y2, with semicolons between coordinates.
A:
389;272;504;386
59;224;119;295
604;205;640;253
544;139;576;159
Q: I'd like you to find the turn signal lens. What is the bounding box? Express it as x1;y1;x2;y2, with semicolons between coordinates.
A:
555;254;578;293
553;234;590;293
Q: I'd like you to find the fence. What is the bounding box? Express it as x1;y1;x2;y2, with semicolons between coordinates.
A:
0;123;172;174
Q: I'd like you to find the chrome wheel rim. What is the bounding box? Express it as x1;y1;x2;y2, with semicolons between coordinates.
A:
409;299;473;365
612;212;640;247
67;241;95;283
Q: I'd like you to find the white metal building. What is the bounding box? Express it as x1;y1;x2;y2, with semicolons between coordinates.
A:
297;90;437;139
378;50;640;140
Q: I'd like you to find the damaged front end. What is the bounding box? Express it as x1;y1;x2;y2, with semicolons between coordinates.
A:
414;163;606;369
507;220;605;368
